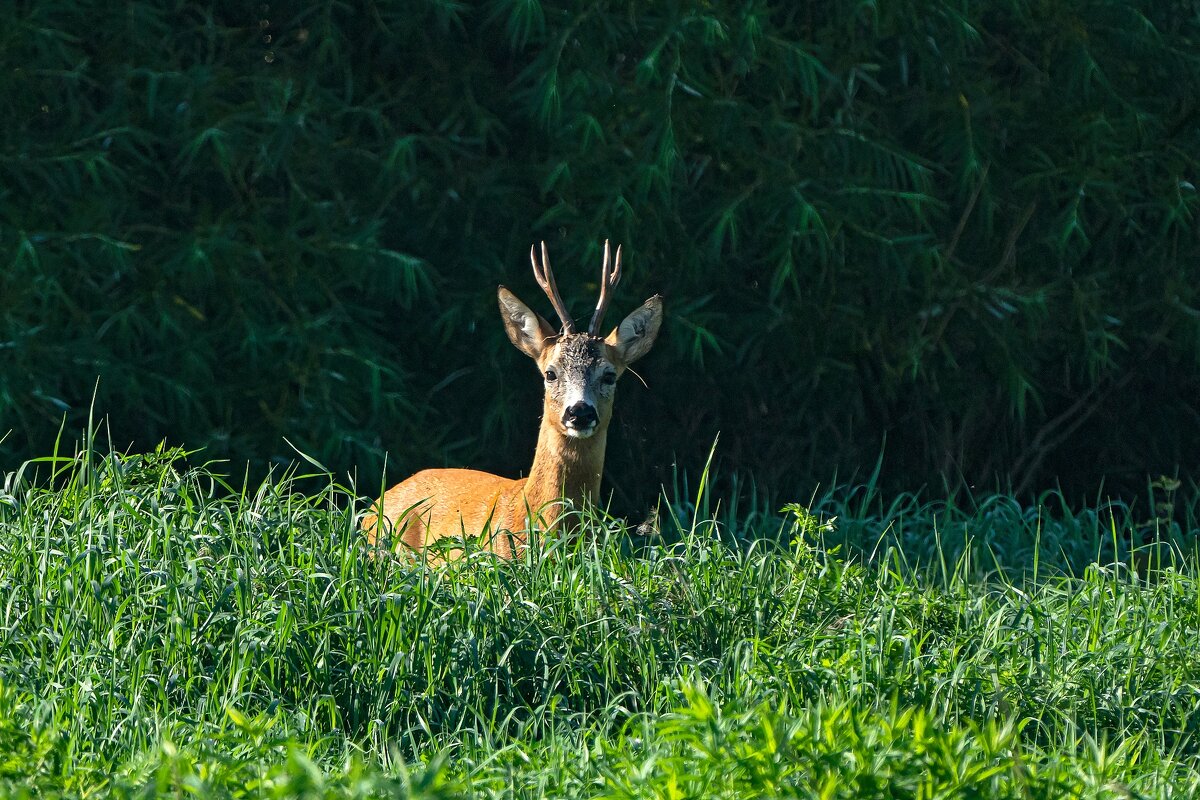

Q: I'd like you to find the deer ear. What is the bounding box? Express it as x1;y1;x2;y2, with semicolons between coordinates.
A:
606;295;663;366
499;286;556;360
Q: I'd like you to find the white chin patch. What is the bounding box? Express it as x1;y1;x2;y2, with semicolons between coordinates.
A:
564;424;597;439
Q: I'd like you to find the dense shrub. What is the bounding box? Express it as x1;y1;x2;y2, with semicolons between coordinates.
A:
1;1;1197;500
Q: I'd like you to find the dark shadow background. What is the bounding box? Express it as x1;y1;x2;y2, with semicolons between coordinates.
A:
1;1;1197;508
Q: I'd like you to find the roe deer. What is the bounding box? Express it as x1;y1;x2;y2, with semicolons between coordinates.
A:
364;241;663;559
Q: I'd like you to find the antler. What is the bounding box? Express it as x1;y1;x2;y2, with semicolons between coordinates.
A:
530;241;575;334
588;239;622;335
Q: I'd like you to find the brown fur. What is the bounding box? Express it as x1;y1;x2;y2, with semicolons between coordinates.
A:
363;402;607;559
363;260;662;562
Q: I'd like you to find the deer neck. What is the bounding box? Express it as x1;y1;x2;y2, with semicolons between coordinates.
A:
524;416;607;512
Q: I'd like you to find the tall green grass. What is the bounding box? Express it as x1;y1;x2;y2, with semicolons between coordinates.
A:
1;444;1198;797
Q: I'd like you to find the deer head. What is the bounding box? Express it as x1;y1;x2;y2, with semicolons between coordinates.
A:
498;241;663;440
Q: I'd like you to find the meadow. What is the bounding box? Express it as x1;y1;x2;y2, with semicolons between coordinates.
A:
5;4;1198;796
0;442;1197;798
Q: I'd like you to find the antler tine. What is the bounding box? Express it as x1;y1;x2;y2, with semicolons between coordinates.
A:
588;239;623;335
530;241;575;333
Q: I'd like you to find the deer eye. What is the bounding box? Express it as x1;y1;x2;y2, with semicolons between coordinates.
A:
601;371;617;386
544;367;558;382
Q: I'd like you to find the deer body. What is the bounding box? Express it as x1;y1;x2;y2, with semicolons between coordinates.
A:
365;241;662;560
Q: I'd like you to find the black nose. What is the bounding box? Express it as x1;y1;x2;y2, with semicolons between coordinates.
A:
563;402;598;428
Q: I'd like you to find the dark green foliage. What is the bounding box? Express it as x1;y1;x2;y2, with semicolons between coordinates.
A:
2;1;1197;498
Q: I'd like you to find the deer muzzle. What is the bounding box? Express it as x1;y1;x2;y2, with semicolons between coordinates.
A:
562;401;599;437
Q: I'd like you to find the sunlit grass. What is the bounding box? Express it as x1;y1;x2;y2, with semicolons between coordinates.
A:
1;444;1198;797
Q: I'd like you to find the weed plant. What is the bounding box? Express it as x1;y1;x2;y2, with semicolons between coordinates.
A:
1;444;1199;797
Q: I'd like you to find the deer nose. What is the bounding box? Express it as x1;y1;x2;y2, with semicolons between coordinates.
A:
563;402;598;429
